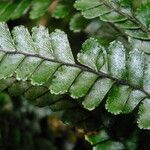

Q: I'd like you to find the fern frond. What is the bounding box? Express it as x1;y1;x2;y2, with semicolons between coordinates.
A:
0;0;53;21
0;22;149;129
74;0;150;44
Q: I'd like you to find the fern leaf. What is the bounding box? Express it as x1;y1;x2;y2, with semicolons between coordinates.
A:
0;0;53;21
74;0;150;43
0;22;150;129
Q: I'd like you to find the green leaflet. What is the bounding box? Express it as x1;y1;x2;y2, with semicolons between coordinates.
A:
10;0;31;20
24;86;48;101
0;22;16;51
74;0;150;42
82;4;111;19
70;72;98;99
32;26;54;59
86;128;139;150
52;4;70;19
0;1;10;15
69;13;89;33
144;54;150;92
93;141;125;150
116;20;140;30
122;90;146;113
0;22;150;129
85;129;125;150
83;78;113;111
0;78;15;93
105;84;132;115
138;98;150;129
108;41;126;79
74;0;102;10
125;29;150;40
135;1;150;27
85;129;109;145
0;0;53;21
8;81;31;97
30;0;52;19
0;54;24;79
49;66;81;94
31;61;59;86
51;0;74;19
50;29;75;63
12;25;38;54
129;38;150;53
0;2;18;21
78;38;105;71
127;48;145;86
100;11;127;23
16;57;42;81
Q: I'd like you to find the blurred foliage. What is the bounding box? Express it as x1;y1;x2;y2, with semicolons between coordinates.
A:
0;93;91;150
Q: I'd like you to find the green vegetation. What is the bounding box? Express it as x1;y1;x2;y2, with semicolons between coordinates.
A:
0;0;150;149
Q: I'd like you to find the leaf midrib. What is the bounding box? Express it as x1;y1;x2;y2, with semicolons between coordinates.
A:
0;49;149;97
